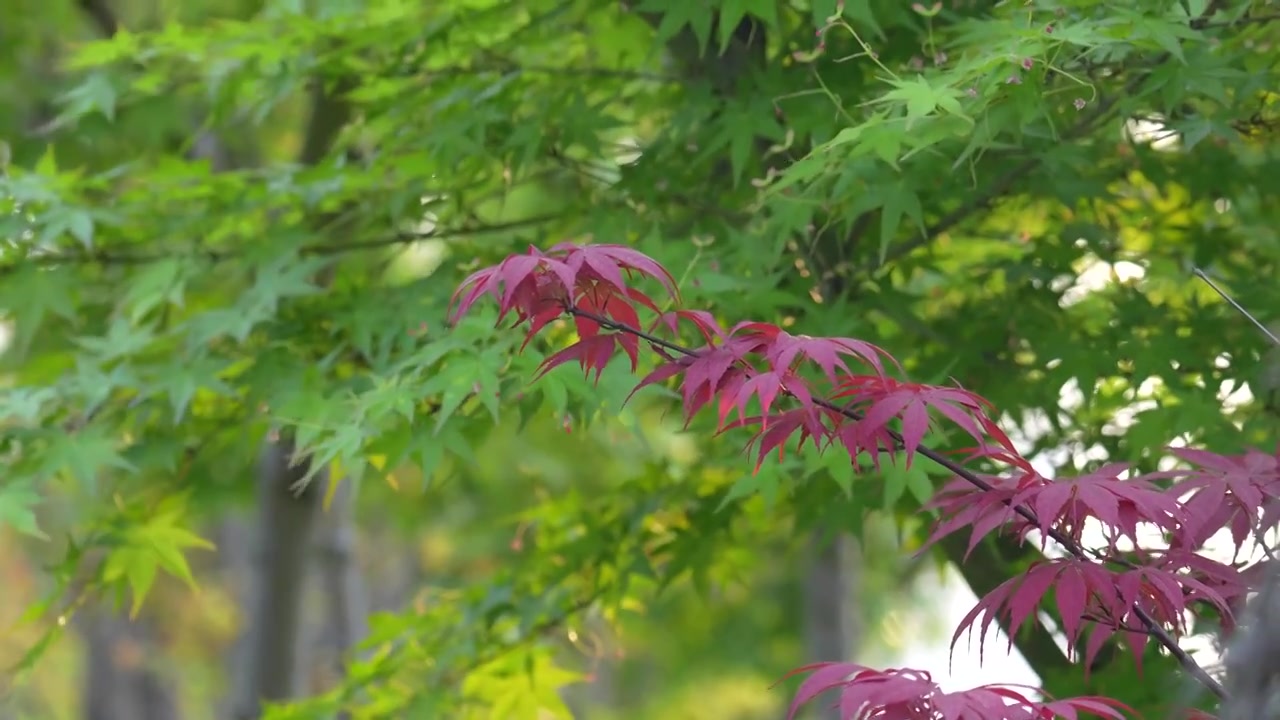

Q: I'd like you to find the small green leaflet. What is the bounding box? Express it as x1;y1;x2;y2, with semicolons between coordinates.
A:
810;0;838;29
881;454;936;510
879;181;927;265
0;387;57;424
308;423;370;487
877;77;973;130
57;71;119;123
148;356;235;422
37;207;96;249
0;265;78;359
638;0;714;53
74;316;156;362
242;253;327;311
40;427;138;491
421;346;504;433
802;444;856;497
101;501;215;617
0;482;48;540
719;455;801;510
717;0;777;55
121;257;188;323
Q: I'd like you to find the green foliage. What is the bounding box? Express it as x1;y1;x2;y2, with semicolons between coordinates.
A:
1;0;1278;716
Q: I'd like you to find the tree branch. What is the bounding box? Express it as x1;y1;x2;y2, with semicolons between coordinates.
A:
77;0;118;36
0;214;563;276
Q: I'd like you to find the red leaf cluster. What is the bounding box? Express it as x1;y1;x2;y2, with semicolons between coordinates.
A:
449;243;1274;719
1167;446;1280;552
781;662;1131;720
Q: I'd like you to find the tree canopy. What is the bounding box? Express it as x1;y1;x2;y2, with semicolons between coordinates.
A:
2;0;1279;717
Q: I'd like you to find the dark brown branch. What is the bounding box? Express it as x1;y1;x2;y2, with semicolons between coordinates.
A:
77;0;118;36
425;63;676;84
0;214;562;276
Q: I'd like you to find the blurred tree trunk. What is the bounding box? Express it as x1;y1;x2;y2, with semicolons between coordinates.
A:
1221;561;1280;720
316;481;369;664
229;438;323;719
228;68;352;718
304;479;370;712
79;608;181;720
802;533;862;720
215;513;255;719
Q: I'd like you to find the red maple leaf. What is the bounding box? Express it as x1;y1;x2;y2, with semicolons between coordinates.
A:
719;322;900;383
1147;549;1249;629
664;334;776;422
651;308;724;343
920;472;1030;559
833;375;995;465
1167;446;1280;553
550;241;679;301
448;243;678;330
724;406;834;472
450;246;571;324
780;662;1133;720
1005;464;1183;550
536;334;624;384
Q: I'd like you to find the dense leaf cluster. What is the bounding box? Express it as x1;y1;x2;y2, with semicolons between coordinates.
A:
453;241;1278;718
2;0;1280;716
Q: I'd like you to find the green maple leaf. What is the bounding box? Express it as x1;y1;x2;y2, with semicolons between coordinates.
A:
0;483;48;540
102;499;215;617
0;266;79;359
41;427;137;490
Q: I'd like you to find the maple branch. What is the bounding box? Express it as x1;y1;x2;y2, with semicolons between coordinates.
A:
563;303;1227;700
424;62;676;84
0;215;562;276
1193;11;1280;29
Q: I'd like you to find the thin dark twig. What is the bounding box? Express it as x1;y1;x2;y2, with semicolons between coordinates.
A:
1193;12;1280;29
1192;267;1280;347
564;303;1226;699
0;215;561;276
426;63;676;84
